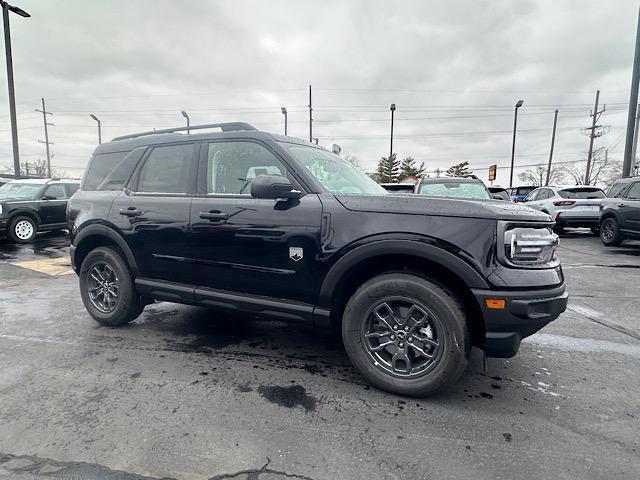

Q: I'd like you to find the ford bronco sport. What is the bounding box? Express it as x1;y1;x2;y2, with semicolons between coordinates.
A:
68;122;568;396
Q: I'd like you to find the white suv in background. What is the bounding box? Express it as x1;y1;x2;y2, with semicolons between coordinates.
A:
523;185;606;234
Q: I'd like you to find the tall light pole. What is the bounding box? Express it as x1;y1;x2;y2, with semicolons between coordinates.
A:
509;99;524;188
1;1;30;178
623;4;640;178
181;110;190;134
545;109;558;186
89;114;101;144
281;107;288;135
390;103;396;160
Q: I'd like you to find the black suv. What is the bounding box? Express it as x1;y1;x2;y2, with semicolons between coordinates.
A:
599;177;640;246
0;178;80;243
68;122;568;397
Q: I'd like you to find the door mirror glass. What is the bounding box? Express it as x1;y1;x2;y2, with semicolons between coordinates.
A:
250;174;303;200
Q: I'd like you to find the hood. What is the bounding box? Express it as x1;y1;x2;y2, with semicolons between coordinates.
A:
334;194;551;222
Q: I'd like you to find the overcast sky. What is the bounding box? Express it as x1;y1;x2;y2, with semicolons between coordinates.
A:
0;0;638;183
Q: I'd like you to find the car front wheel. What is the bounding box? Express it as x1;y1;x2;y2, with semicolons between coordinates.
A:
8;216;37;243
600;217;623;246
79;246;143;326
342;273;470;397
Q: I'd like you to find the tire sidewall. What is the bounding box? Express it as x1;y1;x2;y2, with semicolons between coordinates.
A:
8;216;37;243
79;246;138;326
342;273;469;397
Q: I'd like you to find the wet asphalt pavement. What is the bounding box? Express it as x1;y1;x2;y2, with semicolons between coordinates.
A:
0;230;639;480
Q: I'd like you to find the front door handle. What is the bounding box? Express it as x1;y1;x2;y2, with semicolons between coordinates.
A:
618;203;627;207
119;207;142;217
199;211;229;222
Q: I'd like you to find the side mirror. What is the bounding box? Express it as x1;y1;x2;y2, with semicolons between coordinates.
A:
250;174;303;200
492;194;504;200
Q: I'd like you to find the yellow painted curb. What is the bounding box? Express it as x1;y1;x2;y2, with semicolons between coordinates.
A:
11;257;74;276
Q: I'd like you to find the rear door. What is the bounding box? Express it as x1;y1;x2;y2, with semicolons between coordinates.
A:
619;181;640;232
188;139;322;304
39;183;68;224
111;142;198;283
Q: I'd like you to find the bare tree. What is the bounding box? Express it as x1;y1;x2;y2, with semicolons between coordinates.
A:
559;148;617;186
0;159;65;178
344;154;361;170
518;165;563;186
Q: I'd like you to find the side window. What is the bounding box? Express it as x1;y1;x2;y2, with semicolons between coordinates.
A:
625;182;640;200
527;190;539;201
539;189;551;200
82;151;128;190
136;144;195;194
205;141;286;195
607;182;626;198
43;184;67;199
66;183;79;196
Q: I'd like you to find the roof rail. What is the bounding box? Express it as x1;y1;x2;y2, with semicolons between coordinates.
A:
112;122;258;141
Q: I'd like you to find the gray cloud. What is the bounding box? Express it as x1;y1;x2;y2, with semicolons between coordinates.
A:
0;0;636;183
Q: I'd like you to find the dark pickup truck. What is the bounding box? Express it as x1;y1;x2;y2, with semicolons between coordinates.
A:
0;178;79;243
67;122;568;397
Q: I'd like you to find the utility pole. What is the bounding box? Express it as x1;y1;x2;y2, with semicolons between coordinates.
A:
623;4;640;178
2;1;30;178
631;104;640;171
585;90;605;185
545;109;559;186
308;84;313;143
36;97;52;177
390;103;396;160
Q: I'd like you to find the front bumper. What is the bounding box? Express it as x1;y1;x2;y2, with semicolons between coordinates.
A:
473;284;568;358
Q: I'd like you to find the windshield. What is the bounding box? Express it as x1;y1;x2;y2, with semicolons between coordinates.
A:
282;144;387;195
0;183;42;199
558;188;605;199
418;181;490;199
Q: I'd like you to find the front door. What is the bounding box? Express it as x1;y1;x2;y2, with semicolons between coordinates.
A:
620;181;640;232
188;140;322;304
111;142;198;283
39;183;68;224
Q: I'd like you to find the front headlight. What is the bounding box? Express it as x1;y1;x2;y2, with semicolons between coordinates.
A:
503;226;558;266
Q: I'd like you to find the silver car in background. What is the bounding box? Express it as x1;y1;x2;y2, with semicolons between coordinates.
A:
523;185;606;233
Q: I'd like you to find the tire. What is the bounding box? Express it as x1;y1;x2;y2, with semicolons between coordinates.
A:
600;217;623;246
342;273;470;397
7;216;37;243
79;246;143;326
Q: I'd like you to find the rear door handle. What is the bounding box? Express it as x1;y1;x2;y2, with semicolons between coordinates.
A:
199;211;229;222
119;207;142;217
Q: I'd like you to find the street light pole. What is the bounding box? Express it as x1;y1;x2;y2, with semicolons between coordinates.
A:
181;110;190;134
281;107;288;135
509;99;524;188
1;1;30;178
89;114;101;144
389;103;396;160
545;109;558;186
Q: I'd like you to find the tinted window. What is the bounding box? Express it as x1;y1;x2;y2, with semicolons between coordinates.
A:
558;188;605;199
206;141;286;195
516;186;535;196
137;144;195;194
608;182;627;198
82;151;128;190
66;184;79;196
526;190;539;201
626;182;640;199
43;184;67;199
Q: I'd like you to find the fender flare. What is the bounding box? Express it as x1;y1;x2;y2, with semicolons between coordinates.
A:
318;239;489;308
73;223;139;275
599;208;623;225
7;208;42;227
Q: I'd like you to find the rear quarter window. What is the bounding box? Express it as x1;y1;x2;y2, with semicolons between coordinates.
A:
82;151;129;190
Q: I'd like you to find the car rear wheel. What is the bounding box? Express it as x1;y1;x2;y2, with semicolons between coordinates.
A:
600;217;623;246
7;216;37;243
342;273;470;397
79;246;143;326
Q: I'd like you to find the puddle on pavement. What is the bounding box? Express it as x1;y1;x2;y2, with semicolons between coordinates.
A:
257;384;317;412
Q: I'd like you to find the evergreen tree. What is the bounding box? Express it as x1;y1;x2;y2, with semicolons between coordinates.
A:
398;157;425;181
376;153;400;183
446;161;472;177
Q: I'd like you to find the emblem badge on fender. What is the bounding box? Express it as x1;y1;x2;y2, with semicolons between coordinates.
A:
289;247;303;262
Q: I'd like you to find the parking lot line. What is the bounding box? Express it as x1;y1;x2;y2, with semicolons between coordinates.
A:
10;257;74;277
567;303;640;341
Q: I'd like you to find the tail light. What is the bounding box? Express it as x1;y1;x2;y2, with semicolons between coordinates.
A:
553;200;575;206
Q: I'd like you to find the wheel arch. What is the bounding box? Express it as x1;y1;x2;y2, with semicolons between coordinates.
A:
319;240;489;347
73;224;139;276
8;209;41;228
599;209;621;224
